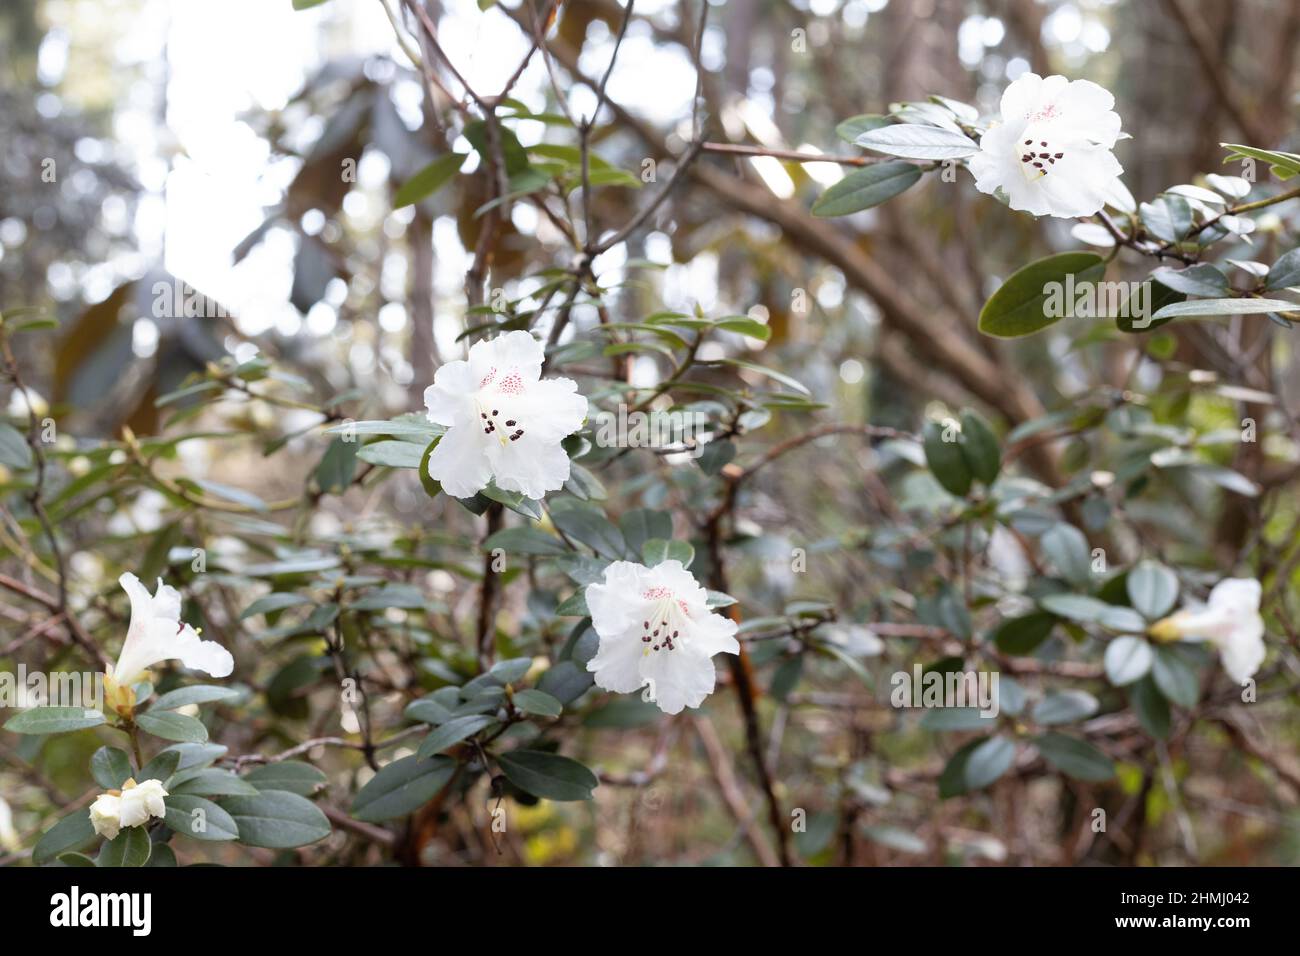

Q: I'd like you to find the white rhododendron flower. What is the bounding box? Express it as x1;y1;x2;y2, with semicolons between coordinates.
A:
88;778;168;840
105;573;234;713
969;73;1124;219
423;331;587;500
1151;578;1265;684
585;560;740;715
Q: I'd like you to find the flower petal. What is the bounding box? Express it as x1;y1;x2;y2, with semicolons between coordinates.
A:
486;433;572;500
426;422;493;498
586;561;651;637
639;645;719;715
424;360;475;427
469;330;544;389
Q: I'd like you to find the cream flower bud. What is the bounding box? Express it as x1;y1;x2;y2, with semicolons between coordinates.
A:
88;778;168;841
89;793;123;841
117;778;168;829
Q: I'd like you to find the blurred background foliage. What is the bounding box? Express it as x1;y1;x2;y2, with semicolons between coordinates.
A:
2;0;1300;866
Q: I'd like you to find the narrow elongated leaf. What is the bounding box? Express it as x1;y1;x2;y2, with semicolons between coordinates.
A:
135;711;208;743
242;761;328;797
33;812;98;865
223;790;330;847
394;153;467;207
1034;732;1115;781
979;253;1106;338
497;750;598;801
855;124;978;159
164;793;240;841
922;419;972;497
150;685;242;711
4;707;105;735
811;161;921;217
352;756;456;822
1152;297;1297;320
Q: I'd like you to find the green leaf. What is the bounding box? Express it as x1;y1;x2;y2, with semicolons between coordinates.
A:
1040;523;1092;586
477;483;543;520
1152;264;1229;298
0;422;33;469
854;124;978;159
3;706;105;735
1151;297;1297;320
145;844;178;867
1130;676;1171;738
1139;195;1192;243
715;316;772;340
550;507;626;559
1104;635;1154;686
958;409;1000;484
991;611;1055;655
242;761;328;797
223;790;330;847
58;852;98;867
513;688;563;717
292;0;332;9
1032;690;1099;726
720;358;811;395
1265;247;1300;290
641;538;695;568
1127;560;1178;619
496;750;598;801
922;419;972;497
484;525;568;556
696;439;736;476
33;811;98;865
416;714;495;760
1220;143;1300;180
150;685;242;711
419;436;443;499
240;592;313;618
96;827;152;867
835;113;890;144
163;793;240;841
1039;593;1111;624
352;755;456;822
137;749;181;783
1034;732;1115;781
555;590;589;616
1117;279;1184;334
490;657;532;683
811;161;921;217
91;747;133;789
978;252;1106;338
169;768;260;797
135;711;208;743
315;437;359;494
357;439;426;469
188;478;267;511
393;153;468;207
939;736;1015;797
1152;645;1200;708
